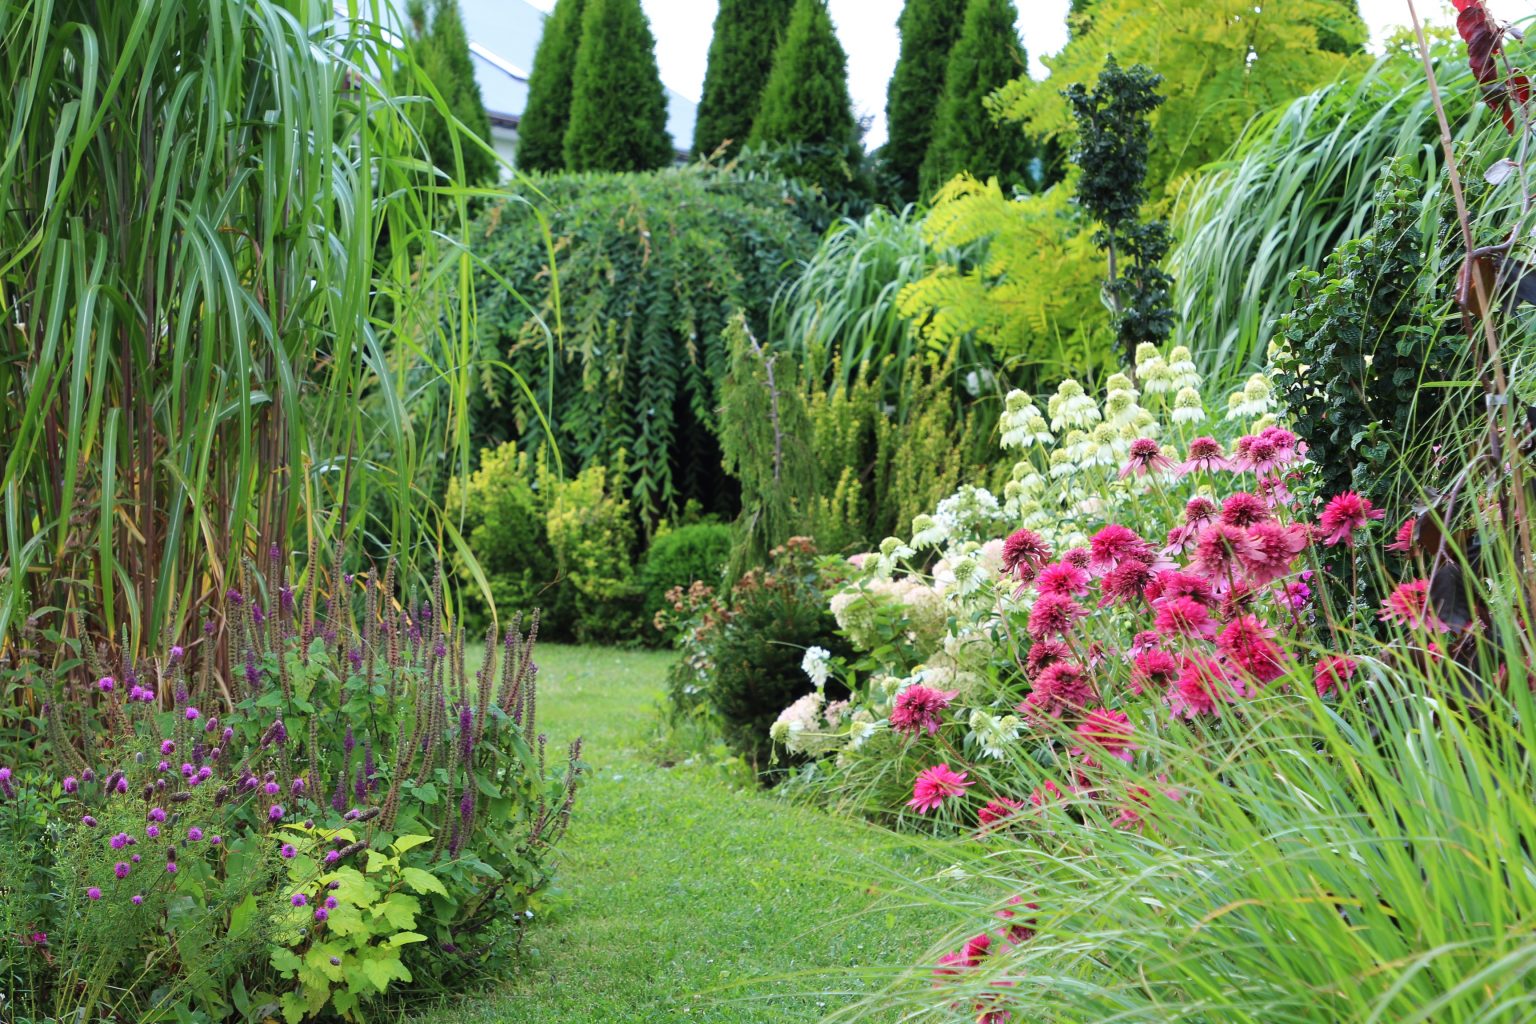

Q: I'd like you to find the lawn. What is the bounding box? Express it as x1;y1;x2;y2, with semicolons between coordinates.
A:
410;644;941;1023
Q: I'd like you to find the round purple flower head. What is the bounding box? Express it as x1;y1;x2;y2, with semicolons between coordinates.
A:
131;894;144;905
280;843;297;859
268;804;284;822
0;767;14;799
82;769;95;782
114;776;127;794
324;896;338;910
323;850;340;864
330;955;342;966
186;827;204;842
97;676;115;693
110;832;129;849
131;853;141;863
114;861;130;879
313;907;329;923
148;807;166;823
264;781;279;796
81;815;98;827
146;824;160;838
291;893;308;907
226;587;243;606
86;887;102;900
165;861;177;875
210;835;222;846
184;706;200;721
161;740;175;755
63;775;78;794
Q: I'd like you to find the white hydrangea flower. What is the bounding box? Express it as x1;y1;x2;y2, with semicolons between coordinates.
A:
801;646;831;688
1172;387;1206;424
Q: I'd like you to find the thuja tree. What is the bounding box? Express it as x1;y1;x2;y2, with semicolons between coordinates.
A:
918;0;1035;200
693;0;796;159
1065;56;1174;368
407;0;497;184
563;0;673;172
516;0;586;171
884;0;963;204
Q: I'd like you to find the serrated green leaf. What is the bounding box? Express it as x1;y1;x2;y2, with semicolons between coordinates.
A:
400;866;449;896
391;833;433;854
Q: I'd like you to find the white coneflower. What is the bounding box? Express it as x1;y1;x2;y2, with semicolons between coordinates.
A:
1171;386;1206;424
879;536;914;561
1226;373;1277;420
910;514;948;548
1090;422;1123;466
1048;379;1101;431
998;390;1042;449
968;709;1022;759
1102;388;1141;428
1049;447;1077;478
1167;345;1201;391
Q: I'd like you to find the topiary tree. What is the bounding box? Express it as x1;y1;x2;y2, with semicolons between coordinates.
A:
516;0;585;171
407;0;497;183
1065;55;1174;368
883;0;963;204
918;0;1034;200
693;0;796;160
747;0;862;194
563;0;673;172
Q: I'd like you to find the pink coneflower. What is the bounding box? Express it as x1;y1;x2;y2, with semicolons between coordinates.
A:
1002;528;1052;578
1317;491;1385;546
907;764;972;814
1027;593;1087;639
1219;493;1271;527
1089;525;1152;575
1379;579;1447;632
889;685;959;736
1177;437;1233;475
1023;662;1098;718
1216;615;1286;686
933;951;967;978
1025;639;1070;679
1099;559;1155;607
1130;649;1180;694
996;896;1038;944
1129;630;1161;655
1240;521;1309;585
1035;560;1090;598
1314;655;1358;697
1185;496;1219;525
1192;522;1261;581
1075;708;1136;761
1061;547;1091;569
1120;438;1174;478
1167;655;1244;718
1146;570;1215;607
1153;596;1217;641
1029;780;1064;807
1386;517;1416;554
1241;436;1282;475
977;798;1024;828
962;932;993;964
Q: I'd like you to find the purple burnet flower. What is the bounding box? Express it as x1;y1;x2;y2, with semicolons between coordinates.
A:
165;861;177;875
280;843;297;859
268;804;284;822
86;887;103;900
291;893;308;907
222;726;234;745
181;764;195;779
63;775;78;794
210;835;222;845
313;908;329;923
291;777;306;795
148;807;166;823
187;827;204;842
323;850;340;864
97;676;115;693
146;824;160;838
0;766;13;799
184;706;200;721
114;861;130;879
131;894;144;905
113;776;127;794
197;766;212;782
158;760;171;773
252;605;265;627
82;769;95;782
131;853;141;863
169;645;184;663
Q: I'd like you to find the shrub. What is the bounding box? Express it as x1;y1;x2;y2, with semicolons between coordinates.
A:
545;461;644;643
658;539;851;776
445;441;567;634
639;523;733;631
470;168;820;530
0;556;582;1022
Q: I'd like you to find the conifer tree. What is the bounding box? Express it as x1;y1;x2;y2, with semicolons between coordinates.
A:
407;0;496;184
693;0;796;159
516;0;586;171
883;0;963;204
748;0;861;192
563;0;674;172
918;0;1032;200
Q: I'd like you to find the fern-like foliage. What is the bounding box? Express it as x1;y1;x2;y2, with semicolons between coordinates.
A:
896;175;1114;388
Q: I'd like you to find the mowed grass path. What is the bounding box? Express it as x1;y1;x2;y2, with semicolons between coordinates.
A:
413;645;937;1024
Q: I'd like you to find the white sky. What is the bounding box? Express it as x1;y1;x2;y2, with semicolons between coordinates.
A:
525;0;1536;148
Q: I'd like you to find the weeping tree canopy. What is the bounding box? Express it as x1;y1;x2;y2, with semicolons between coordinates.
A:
469;168;820;533
0;0;484;654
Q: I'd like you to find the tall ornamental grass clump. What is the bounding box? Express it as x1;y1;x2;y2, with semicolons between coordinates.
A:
0;0;486;653
0;553;582;1022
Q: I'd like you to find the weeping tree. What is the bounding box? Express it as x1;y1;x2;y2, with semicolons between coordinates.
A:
0;0;484;657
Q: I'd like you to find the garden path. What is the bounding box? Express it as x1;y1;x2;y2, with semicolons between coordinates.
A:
413;644;934;1023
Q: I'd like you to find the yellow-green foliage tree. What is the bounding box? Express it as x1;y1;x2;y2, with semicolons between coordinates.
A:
993;0;1364;192
896;176;1113;386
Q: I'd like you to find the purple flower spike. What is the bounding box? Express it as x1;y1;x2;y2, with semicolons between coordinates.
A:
0;767;14;799
169;645;184;663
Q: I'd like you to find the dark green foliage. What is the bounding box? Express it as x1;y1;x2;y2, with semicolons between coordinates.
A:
719;316;820;579
748;0;862;194
639;522;733;628
694;0;796;159
884;0;963;204
918;0;1034;200
1275;163;1453;510
1317;0;1367;54
469;169;819;533
564;0;673;171
1065;55;1174;365
407;0;497;184
516;0;585;171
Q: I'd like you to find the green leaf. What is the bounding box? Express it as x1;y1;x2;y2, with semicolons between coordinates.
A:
391;833;433;854
388;930;429;947
374;891;421;930
360;952;407;993
409;783;440;805
400;866;449;896
270;947;304;975
228;892;258;938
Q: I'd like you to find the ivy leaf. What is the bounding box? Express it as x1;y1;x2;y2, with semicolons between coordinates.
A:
400;866;449;897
